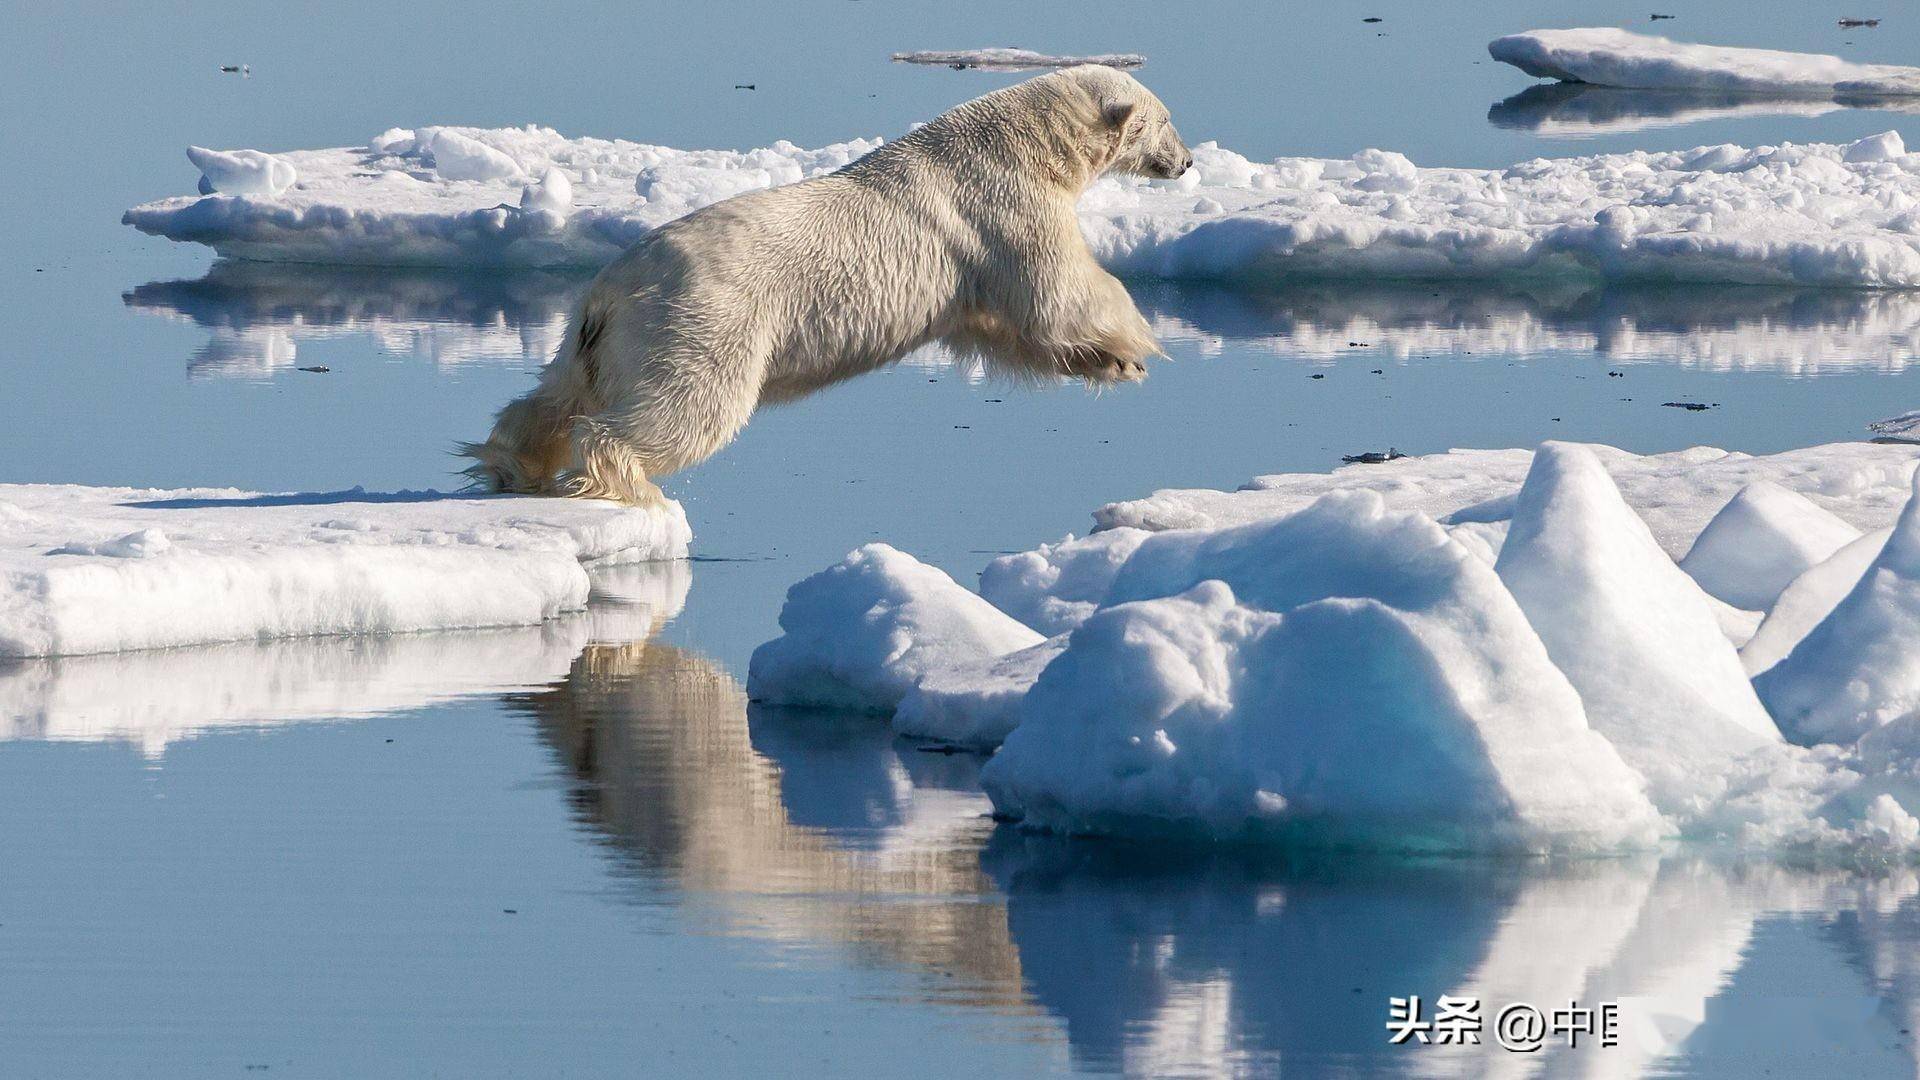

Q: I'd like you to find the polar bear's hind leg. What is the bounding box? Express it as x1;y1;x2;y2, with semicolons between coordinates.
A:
560;417;667;506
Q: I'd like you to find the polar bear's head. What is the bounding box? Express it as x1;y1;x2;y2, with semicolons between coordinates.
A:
1055;65;1192;181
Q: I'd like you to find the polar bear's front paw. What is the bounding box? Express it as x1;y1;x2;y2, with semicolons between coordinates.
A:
1065;349;1149;385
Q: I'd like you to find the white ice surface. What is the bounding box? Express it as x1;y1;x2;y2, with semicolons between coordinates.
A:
759;438;1920;853
1492;443;1780;815
187;146;297;196
980;492;1663;852
1743;527;1891;676
1756;471;1920;745
889;48;1144;71
0;484;689;657
1490;28;1920;95
746;543;1043;713
125;125;1920;286
1680;480;1862;612
0;561;689;757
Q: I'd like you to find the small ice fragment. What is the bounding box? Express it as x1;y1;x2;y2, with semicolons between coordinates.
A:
1845;131;1906;164
519;168;573;213
186;146;297;196
426;129;524;182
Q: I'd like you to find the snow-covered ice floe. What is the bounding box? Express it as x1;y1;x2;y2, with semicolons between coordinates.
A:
751;440;1920;855
0;561;689;757
125;123;1920;286
1491;28;1920;96
0;484;689;658
890;48;1145;71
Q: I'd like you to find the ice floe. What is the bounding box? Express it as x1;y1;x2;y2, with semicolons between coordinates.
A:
0;561;689;756
747;543;1043;713
889;48;1144;71
1490;28;1920;96
755;438;1920;853
125;123;1920;287
0;484;689;658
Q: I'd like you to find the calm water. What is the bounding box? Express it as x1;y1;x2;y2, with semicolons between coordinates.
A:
8;2;1920;1076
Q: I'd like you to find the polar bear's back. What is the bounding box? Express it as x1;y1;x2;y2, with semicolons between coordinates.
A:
583;161;976;399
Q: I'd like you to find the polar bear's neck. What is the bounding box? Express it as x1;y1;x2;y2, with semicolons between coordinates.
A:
878;79;1111;196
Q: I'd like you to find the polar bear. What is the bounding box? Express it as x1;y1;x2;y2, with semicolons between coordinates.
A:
462;65;1191;505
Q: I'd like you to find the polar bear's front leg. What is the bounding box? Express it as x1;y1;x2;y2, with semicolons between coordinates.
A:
1017;255;1162;386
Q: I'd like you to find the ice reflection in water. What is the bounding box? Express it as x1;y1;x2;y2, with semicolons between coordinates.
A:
122;263;589;377
1143;280;1920;375
1488;83;1920;138
125;265;1920;386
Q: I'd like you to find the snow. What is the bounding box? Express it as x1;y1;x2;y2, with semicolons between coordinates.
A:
1491;443;1780;814
0;484;689;658
1490;28;1920;96
1756;471;1920;745
981;491;1664;853
756;438;1920;854
1742;528;1890;676
893;637;1067;747
1680;481;1861;612
125;124;1920;287
188;146;297;196
0;561;689;757
889;48;1144;71
746;544;1043;713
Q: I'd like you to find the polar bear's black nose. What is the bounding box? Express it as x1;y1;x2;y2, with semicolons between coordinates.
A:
1179;153;1194;175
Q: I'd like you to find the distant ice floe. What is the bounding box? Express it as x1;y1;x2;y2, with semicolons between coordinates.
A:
1491;28;1920;95
890;48;1145;71
750;439;1920;855
123;262;585;377
124;124;1920;287
0;484;689;658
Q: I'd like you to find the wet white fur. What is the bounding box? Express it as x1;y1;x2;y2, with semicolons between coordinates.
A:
463;66;1191;504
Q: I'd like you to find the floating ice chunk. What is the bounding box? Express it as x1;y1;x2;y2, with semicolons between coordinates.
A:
1756;471;1920;744
0;560;688;758
1680;481;1862;612
746;544;1043;713
124;125;1920;284
1493;443;1780;814
978;528;1149;635
1489;28;1920;95
1349;149;1418;194
0;485;689;658
893;635;1066;747
889;48;1144;71
426;128;524;182
1846;131;1908;164
519;167;572;213
1743;528;1892;676
368;127;418;155
980;493;1664;852
186;145;297;195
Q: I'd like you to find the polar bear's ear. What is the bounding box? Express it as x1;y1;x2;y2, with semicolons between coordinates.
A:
1102;100;1136;130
